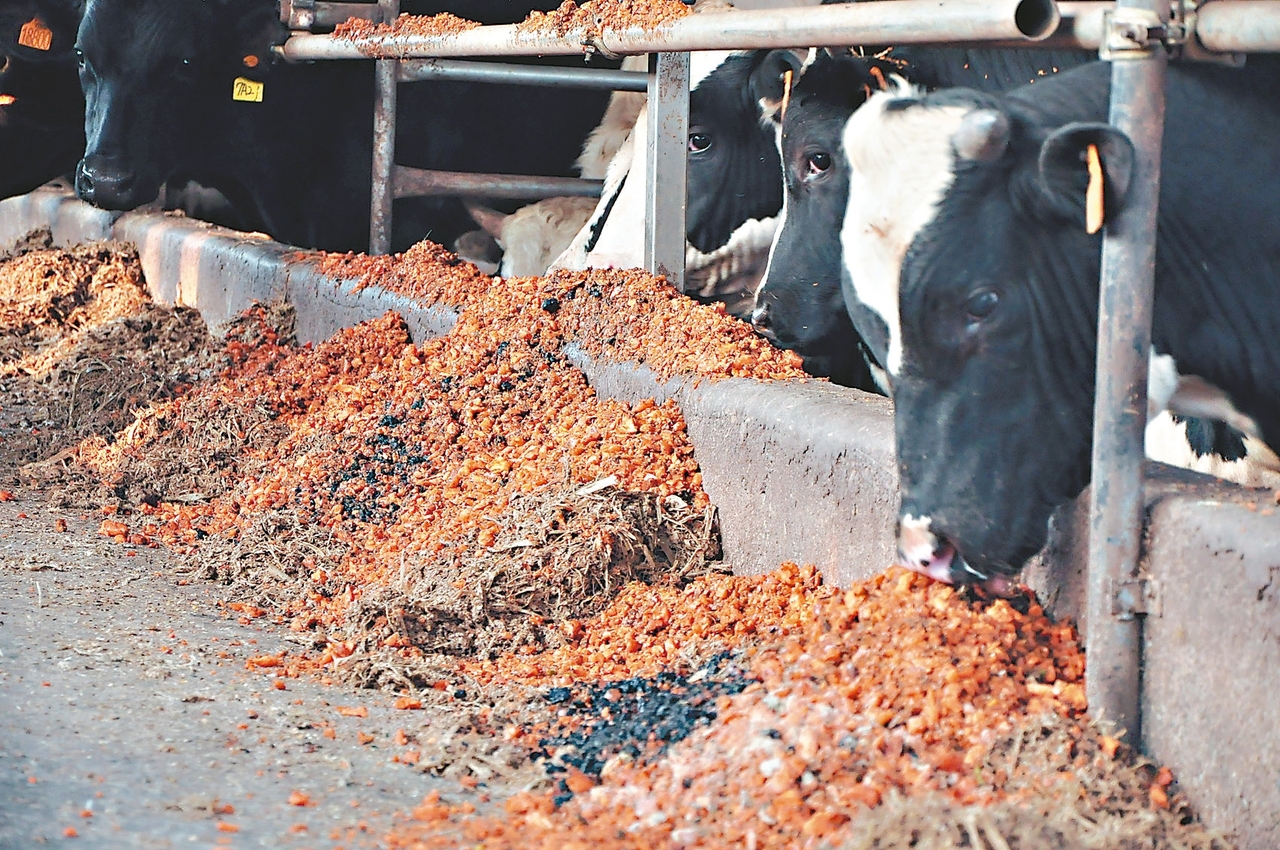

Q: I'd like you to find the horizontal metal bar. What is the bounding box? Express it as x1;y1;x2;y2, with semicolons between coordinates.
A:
278;0;1060;60
1195;1;1280;53
397;59;649;90
392;167;604;201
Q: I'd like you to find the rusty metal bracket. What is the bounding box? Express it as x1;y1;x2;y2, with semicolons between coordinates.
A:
1100;1;1245;65
1100;6;1176;59
281;0;318;31
1111;576;1162;618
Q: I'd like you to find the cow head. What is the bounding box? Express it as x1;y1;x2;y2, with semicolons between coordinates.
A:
752;49;887;387
75;0;282;209
559;50;798;314
0;0;85;197
837;86;1134;584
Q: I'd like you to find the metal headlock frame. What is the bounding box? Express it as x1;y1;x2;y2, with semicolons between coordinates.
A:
277;0;1280;747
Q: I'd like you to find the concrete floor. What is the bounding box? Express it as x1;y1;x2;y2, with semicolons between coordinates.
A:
0;496;481;849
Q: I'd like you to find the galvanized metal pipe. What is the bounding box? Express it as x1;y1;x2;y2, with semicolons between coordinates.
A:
392;167;603;200
645;52;689;290
278;0;1060;61
1195;0;1280;53
369;0;398;255
1085;0;1169;745
398;59;648;90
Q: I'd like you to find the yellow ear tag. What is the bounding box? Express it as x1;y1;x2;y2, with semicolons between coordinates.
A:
1085;143;1104;235
233;77;265;103
780;68;793;123
18;17;53;51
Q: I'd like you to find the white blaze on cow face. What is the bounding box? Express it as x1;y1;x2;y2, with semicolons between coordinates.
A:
838;91;972;376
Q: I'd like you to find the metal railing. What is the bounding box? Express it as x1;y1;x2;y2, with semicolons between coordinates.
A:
276;0;1280;747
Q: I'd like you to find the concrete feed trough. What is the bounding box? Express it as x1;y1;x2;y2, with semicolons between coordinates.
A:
2;187;1278;849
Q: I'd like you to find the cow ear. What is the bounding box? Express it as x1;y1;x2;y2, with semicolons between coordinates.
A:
952;109;1011;163
229;0;286;76
1036;122;1135;231
751;49;804;125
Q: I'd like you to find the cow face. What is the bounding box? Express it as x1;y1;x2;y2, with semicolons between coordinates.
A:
838;87;1134;582
752;50;883;387
0;0;85;197
75;0;280;209
685;51;786;255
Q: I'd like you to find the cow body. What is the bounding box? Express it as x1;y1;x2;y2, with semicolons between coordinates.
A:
74;0;610;252
753;45;1091;388
831;59;1280;584
0;0;84;199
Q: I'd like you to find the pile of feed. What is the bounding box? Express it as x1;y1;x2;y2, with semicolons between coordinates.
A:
0;237;224;478
333;12;481;42
61;241;803;686
315;242;808;383
5;235;1231;849
517;0;693;37
389;569;1227;850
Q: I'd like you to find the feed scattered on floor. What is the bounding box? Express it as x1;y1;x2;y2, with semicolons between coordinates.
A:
1;234;1231;849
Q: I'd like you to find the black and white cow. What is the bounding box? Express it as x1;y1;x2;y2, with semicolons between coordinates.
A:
73;0;611;252
0;0;84;199
553;48;796;318
828;58;1280;588
752;44;1092;388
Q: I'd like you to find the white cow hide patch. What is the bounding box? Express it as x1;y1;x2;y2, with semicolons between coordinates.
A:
838;90;969;376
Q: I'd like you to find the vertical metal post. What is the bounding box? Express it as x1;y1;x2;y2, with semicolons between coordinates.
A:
369;0;399;255
1085;0;1168;745
645;51;689;290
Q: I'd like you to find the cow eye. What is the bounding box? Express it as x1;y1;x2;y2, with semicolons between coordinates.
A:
688;132;712;153
805;151;832;178
963;288;1000;321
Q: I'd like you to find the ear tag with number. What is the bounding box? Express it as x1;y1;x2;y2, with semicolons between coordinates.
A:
18;17;53;51
233;77;264;103
1085;143;1104;235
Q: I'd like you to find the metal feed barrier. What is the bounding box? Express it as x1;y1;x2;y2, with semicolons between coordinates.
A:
276;0;1280;745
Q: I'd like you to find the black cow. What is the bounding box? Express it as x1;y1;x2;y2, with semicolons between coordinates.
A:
73;0;611;252
0;0;84;199
829;59;1280;588
752;42;1091;389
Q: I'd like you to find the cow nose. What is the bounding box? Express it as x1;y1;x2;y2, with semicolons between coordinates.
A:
76;159;138;210
751;301;777;341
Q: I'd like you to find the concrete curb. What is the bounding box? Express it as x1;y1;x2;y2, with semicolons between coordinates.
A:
4;187;1279;849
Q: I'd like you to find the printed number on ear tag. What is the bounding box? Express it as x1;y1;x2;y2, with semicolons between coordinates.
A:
233;77;265;103
18;18;53;51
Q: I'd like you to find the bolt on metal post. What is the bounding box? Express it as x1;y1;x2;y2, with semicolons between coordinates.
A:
1085;0;1169;746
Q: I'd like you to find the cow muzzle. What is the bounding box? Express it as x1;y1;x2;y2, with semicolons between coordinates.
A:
75;158;140;210
896;515;1016;596
750;301;778;342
